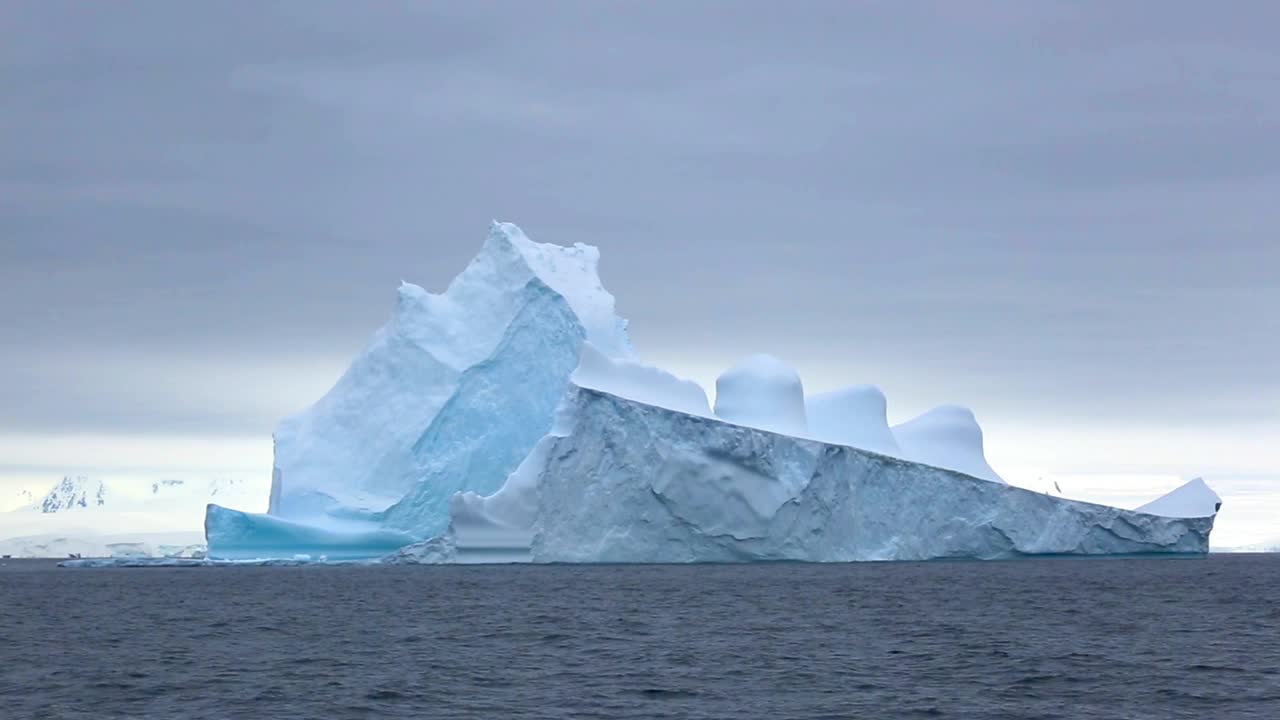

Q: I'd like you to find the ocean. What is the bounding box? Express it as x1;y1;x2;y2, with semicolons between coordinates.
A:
1;555;1277;719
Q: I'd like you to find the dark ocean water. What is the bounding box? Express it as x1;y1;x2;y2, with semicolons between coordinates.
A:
1;555;1278;720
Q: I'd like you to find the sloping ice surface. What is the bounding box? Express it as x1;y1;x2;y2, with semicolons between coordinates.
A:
438;387;1213;563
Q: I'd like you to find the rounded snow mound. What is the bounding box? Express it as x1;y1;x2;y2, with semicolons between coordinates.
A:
713;354;807;436
572;343;711;417
1136;477;1221;518
806;385;901;457
892;405;1005;484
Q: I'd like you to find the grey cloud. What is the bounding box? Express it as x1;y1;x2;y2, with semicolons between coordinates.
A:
1;1;1277;439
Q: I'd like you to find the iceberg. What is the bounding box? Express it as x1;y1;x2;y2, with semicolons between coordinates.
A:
436;345;715;563
205;221;1218;562
204;504;414;561
430;385;1213;563
205;222;631;559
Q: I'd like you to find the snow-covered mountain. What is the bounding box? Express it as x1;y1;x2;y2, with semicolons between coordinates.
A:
10;475;259;515
33;476;108;513
1;474;267;558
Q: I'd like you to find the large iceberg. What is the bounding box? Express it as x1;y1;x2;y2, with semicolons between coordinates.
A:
206;222;631;559
205;222;1218;562
434;386;1212;564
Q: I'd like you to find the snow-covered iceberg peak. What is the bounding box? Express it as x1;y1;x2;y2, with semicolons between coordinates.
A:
892;405;1005;484
1137;477;1221;518
806;385;901;457
392;221;631;371
485;222;632;360
714;354;808;436
206;222;633;559
268;220;633;519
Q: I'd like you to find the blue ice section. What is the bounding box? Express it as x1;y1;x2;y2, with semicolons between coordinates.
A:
204;505;415;561
204;279;587;560
380;279;586;536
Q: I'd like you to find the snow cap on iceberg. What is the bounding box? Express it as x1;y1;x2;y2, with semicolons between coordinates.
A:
268;220;633;520
1136;477;1221;518
806;385;901;457
713;354;808;436
892;405;1005;484
572;343;711;417
479;221;632;360
387;221;632;371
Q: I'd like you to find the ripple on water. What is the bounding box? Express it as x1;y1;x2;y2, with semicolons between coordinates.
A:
0;556;1277;719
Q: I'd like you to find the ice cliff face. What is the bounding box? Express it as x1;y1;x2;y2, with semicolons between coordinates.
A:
456;387;1212;563
439;346;715;564
204;504;414;561
205;222;632;559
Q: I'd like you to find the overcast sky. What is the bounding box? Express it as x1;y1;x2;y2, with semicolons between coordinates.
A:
2;2;1277;542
